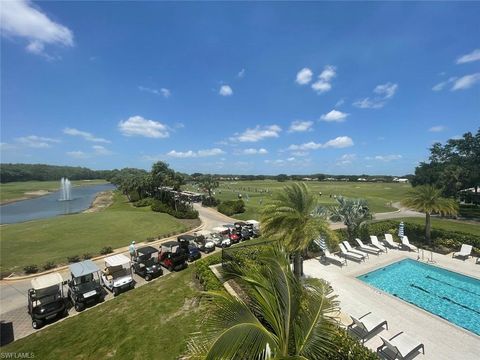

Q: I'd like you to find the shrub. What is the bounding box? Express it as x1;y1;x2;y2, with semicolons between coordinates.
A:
202;197;220;207
217;199;245;216
43;261;56;271
151;200;199;219
193;254;224;292
24;265;39;274
67;255;81;263
146;237;155;243
133;198;153;207
330;327;379;359
83;253;92;260
100;246;113;255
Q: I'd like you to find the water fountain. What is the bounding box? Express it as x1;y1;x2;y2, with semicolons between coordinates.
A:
59;177;72;201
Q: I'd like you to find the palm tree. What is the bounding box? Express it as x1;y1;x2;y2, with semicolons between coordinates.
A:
260;183;334;277
402;185;458;245
188;246;339;359
329;196;372;241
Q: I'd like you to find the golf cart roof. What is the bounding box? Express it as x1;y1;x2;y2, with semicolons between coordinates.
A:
178;234;195;241
69;260;100;278
246;220;259;225
162;241;180;247
223;224;235;228
212;226;227;233
234;221;246;225
137;246;158;256
31;272;64;290
104;254;130;267
195;230;210;236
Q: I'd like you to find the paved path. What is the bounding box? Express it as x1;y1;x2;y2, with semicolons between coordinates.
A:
0;204;229;344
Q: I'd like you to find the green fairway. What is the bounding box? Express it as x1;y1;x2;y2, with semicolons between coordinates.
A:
0;192;188;273
2;267;205;359
399;217;480;237
189;180;413;220
0;179;108;203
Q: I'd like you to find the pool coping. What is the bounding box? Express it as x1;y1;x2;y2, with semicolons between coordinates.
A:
351;256;480;339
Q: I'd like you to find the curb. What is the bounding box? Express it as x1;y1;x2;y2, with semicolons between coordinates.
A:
1;223;204;282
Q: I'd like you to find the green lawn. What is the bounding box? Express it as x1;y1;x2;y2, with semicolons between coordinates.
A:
188;180;413;220
0;192;188;273
2;267;206;359
399;217;480;236
0;179;108;203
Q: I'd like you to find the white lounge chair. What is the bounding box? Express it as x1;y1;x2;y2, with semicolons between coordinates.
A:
384;234;400;249
323;249;347;267
339;243;365;262
348;312;388;343
370;235;387;253
452;244;472;260
355;238;381;255
401;236;418;252
343;241;369;259
377;332;425;359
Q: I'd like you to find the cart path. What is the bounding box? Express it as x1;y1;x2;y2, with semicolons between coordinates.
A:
0;205;232;343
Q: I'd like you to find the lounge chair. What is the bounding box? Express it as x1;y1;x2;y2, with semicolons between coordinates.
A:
343;241;369;259
323;249;347;267
355;238;381;255
452;244;473;260
347;312;388;343
370;235;387;253
339;243;365;262
401;236;418;252
384;234;400;249
377;332;425;359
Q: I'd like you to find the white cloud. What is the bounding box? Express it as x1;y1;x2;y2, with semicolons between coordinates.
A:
451;73;480;91
311;65;336;94
288;136;354;151
353;82;398;109
0;142;16;151
318;65;336;82
0;0;73;58
337;153;357;165
63;128;110;143
291;151;309;157
295;67;313;85
92;145;113;155
219;85;233;96
456;49;480;64
320;110;349;122
432;77;457;91
66;151;88;159
16;135;60;148
231;125;282;142
288;120;313;132
242;148;268;155
428;125;446;132
335;99;345;107
118;116;170;138
138;86;171;98
366;154;402;162
311;81;331;93
167;148;225;158
238;69;246;78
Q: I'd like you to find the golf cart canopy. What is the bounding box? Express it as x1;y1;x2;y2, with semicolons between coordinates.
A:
212;226;227;233
137;246;158;256
246;220;259;225
70;260;100;278
195;230;211;236
178;235;195;241
162;241;180;248
31;272;64;290
105;254;130;267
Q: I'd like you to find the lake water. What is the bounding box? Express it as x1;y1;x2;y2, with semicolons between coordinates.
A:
0;183;116;224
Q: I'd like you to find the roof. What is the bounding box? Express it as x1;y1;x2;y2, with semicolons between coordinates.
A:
194;230;211;236
137;246;158;256
69;260;100;278
104;254;131;267
212;226;227;232
162;241;180;247
246;220;259;225
178;235;195;241
31;272;64;290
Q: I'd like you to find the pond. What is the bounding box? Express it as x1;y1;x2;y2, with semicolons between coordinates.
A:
0;183;116;224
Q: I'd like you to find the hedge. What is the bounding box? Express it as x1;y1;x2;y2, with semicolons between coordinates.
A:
151;200;199;219
193;254;224;292
217;199;245;216
330;328;379;359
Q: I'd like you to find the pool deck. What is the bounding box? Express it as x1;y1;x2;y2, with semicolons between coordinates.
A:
304;248;480;360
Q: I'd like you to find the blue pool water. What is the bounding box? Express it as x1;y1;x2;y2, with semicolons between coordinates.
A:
358;259;480;336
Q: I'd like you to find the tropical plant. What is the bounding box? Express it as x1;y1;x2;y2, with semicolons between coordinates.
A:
187;246;340;359
402;185;458;245
260;182;334;277
329;196;372;241
199;175;219;199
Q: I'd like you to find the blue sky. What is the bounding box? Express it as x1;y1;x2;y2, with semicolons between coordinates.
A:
1;1;479;175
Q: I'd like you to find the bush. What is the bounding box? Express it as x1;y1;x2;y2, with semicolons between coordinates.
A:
133;198;153;207
193;254;224;292
202;197;220;207
24;265;39;274
67;255;81;263
43;261;56;271
151;200;199;219
100;246;113;255
330;328;379;359
146;237;155;243
83;253;92;260
217;199;245;216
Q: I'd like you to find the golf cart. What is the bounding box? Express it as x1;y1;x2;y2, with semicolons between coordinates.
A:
234;222;251;241
27;272;67;329
212;227;232;248
246;220;261;238
192;230;215;253
68;260;104;312
158;241;188;271
101;254;134;296
177;235;202;262
132;246;163;281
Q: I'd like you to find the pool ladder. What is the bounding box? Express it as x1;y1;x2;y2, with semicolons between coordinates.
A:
418;248;436;264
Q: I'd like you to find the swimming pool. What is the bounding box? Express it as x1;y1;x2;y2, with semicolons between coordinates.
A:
358;259;480;336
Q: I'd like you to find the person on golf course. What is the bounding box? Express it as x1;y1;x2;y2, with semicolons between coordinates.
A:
129;241;137;259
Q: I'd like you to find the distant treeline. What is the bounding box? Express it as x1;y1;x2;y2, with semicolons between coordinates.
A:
0;163;113;183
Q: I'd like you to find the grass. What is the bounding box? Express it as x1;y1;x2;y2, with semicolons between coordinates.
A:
2;267;206;359
0;179;108;203
399;217;480;236
187;180;413;220
0;192;188;273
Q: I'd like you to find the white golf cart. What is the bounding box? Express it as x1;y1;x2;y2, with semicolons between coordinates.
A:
212;227;232;248
27;272;67;329
246;220;261;237
101;254;134;296
194;230;216;253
